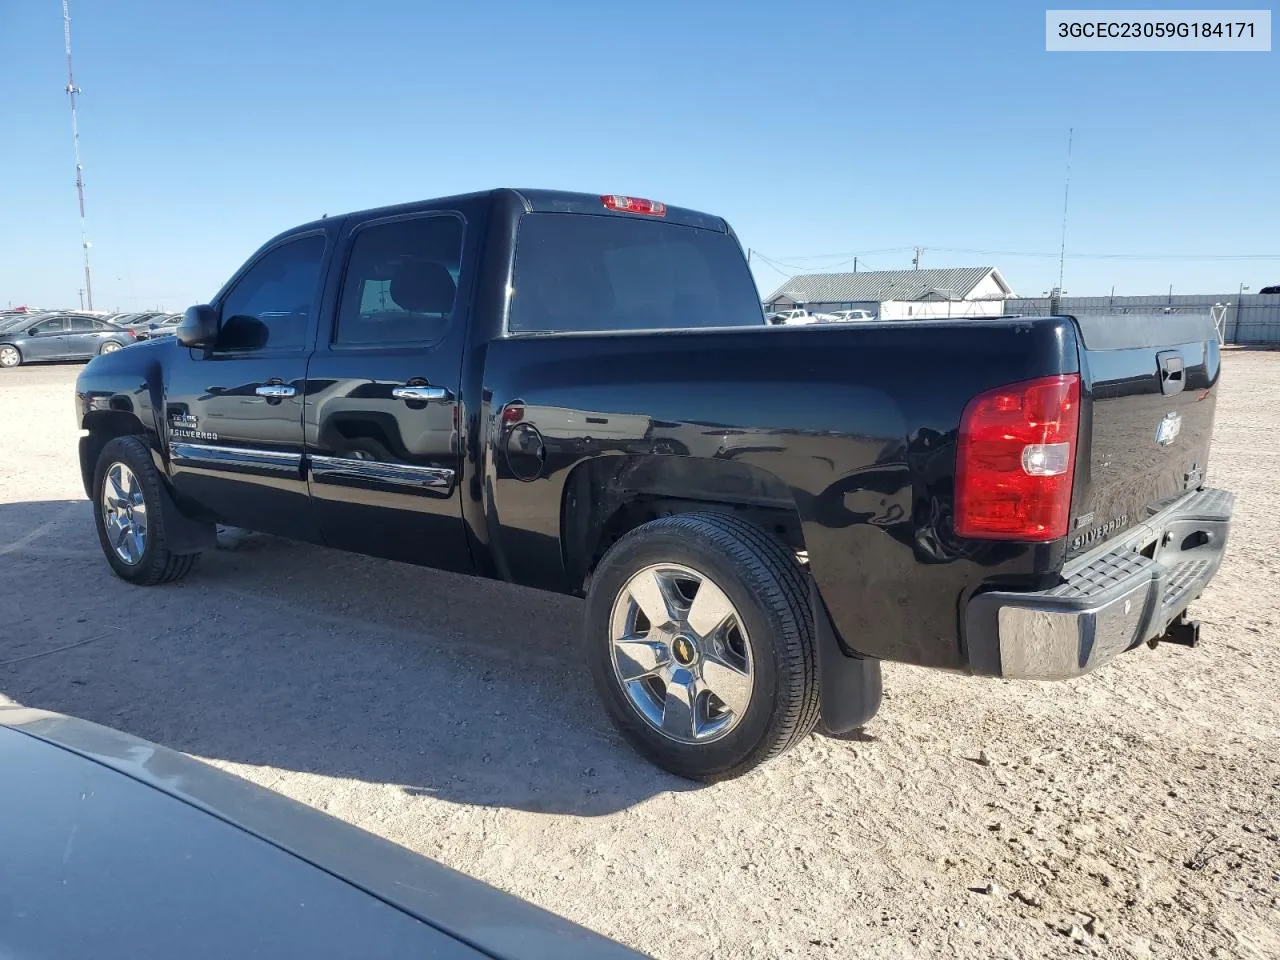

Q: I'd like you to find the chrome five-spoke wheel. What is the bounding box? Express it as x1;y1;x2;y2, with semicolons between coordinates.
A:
609;563;753;744
100;462;148;565
586;512;820;780
93;435;201;585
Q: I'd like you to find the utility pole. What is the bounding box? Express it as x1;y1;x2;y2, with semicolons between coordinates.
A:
63;0;94;311
912;247;921;270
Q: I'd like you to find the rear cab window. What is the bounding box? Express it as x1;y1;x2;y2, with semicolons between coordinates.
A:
508;213;764;334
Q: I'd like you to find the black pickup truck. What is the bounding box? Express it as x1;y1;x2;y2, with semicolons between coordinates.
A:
74;188;1233;780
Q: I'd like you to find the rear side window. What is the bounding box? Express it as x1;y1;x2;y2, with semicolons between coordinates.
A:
334;215;464;346
508;213;763;334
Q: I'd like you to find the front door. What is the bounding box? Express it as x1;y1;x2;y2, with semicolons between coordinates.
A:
302;211;471;571
22;317;71;359
166;231;329;539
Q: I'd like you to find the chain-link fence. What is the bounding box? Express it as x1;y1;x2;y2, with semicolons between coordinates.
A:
1003;294;1280;345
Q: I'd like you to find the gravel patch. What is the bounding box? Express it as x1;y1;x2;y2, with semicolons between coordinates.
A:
1;353;1276;959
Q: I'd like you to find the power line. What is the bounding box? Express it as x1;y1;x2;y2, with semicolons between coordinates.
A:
756;245;1280;265
929;247;1280;262
753;246;916;266
746;251;797;278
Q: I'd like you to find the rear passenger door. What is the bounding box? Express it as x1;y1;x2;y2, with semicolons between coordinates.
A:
23;317;70;359
302;211;473;572
65;316;104;356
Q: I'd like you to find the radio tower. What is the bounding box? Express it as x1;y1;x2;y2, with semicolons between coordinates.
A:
62;0;93;310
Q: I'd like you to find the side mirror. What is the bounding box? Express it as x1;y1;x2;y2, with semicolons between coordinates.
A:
218;314;269;351
177;304;219;348
27;328;39;337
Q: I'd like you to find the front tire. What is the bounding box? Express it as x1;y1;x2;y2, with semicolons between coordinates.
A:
584;512;819;781
93;435;199;585
0;345;21;368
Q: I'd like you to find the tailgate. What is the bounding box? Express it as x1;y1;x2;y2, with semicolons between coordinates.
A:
1067;313;1220;559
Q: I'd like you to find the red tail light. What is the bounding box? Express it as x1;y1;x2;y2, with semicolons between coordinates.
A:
501;404;524;424
955;374;1080;541
601;195;666;217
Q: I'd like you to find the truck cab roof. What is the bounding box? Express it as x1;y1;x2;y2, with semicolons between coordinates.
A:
289;189;729;239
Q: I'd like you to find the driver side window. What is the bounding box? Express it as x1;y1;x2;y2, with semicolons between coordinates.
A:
217;234;326;352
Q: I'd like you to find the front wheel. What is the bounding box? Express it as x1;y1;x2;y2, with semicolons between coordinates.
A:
584;512;819;781
0;345;21;368
93;435;199;585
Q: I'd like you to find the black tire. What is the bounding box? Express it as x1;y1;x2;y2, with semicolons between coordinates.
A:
99;340;124;356
93;435;199;585
0;344;21;368
584;512;819;782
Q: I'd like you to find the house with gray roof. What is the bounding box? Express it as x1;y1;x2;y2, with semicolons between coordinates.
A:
763;266;1014;320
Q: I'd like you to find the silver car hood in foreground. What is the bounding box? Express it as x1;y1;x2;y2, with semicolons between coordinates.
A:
0;707;645;960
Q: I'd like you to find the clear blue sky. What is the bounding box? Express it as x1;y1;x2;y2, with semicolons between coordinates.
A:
1;0;1275;311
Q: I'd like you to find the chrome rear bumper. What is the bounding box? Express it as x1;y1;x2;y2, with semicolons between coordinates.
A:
965;488;1233;680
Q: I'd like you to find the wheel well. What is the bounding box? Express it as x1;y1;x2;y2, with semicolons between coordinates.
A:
562;455;806;593
80;411;146;497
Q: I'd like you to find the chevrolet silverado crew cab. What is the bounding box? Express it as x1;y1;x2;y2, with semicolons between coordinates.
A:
75;188;1234;781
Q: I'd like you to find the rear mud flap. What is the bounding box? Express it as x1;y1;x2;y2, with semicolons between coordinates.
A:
812;582;883;736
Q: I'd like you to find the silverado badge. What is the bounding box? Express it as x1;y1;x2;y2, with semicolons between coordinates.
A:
1155;411;1182;447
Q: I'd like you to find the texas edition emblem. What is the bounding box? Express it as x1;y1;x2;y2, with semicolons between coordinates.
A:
1155;411;1182;447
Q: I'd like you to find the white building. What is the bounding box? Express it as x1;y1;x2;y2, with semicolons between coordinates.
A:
763;266;1015;320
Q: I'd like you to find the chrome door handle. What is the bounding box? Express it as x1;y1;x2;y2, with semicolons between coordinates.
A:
255;384;297;398
391;385;451;402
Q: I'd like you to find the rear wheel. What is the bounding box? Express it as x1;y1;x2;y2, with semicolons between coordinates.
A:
93;435;199;585
0;345;21;368
99;340;123;355
585;512;819;781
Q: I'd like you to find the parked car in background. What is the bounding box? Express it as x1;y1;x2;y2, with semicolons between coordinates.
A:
0;313;137;367
0;312;45;333
112;312;169;337
765;308;820;325
825;309;876;322
141;314;183;339
0;706;643;960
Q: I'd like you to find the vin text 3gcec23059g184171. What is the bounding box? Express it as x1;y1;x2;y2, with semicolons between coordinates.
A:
73;188;1233;781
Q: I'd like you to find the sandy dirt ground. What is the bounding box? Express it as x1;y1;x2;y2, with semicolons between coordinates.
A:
1;352;1276;960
